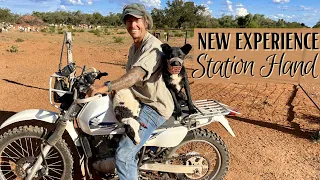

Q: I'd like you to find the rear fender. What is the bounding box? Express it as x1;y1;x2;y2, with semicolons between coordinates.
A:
0;109;80;146
213;115;235;137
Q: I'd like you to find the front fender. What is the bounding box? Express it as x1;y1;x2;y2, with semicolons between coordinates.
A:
0;109;80;146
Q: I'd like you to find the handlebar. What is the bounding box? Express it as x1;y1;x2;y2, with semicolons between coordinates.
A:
50;63;109;110
96;72;108;80
73;70;108;103
83;71;108;85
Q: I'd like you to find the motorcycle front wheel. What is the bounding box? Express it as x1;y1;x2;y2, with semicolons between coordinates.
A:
0;125;73;180
167;129;230;180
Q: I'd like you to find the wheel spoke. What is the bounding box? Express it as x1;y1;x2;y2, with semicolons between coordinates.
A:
46;152;59;159
18;139;24;156
24;138;30;156
29;138;34;157
48;164;63;167
3;170;12;176
1;154;19;161
45;175;55;180
46;156;60;160
13;140;29;156
6;173;15;180
49;167;62;175
8;143;24;158
47;149;54;157
48;167;63;172
46;174;61;180
48;160;62;166
1;170;13;172
3;147;22;159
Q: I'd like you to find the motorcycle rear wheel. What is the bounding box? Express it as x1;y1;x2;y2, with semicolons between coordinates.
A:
167;129;230;180
0;125;73;180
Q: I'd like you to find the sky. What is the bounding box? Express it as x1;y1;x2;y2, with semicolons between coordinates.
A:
0;0;319;27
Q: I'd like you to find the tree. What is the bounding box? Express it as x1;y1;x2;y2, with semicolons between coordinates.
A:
276;19;286;28
72;10;82;25
92;12;103;25
0;8;19;23
151;8;165;28
164;0;183;28
313;20;320;28
108;13;121;27
219;15;237;28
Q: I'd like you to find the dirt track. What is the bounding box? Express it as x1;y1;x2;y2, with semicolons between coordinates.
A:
0;31;319;180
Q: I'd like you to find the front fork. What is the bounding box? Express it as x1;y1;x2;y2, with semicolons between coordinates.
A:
26;103;79;180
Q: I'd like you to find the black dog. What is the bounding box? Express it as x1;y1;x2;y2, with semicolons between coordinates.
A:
161;43;197;119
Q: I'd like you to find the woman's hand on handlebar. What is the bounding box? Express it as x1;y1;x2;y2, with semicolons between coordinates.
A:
86;84;109;97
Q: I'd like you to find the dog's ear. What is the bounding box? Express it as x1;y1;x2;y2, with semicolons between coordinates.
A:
181;44;192;55
161;43;172;55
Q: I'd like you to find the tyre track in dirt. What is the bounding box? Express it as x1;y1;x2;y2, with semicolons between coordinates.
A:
225;83;249;105
233;83;259;111
257;83;285;118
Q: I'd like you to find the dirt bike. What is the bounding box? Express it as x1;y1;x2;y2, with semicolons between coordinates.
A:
0;32;239;180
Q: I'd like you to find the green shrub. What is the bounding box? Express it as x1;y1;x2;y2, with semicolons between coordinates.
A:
174;32;184;37
102;28;108;33
117;31;126;34
103;28;111;35
187;31;194;38
78;29;85;32
95;31;101;37
8;45;18;53
49;26;55;33
40;29;47;32
89;29;101;36
113;36;124;43
15;38;24;42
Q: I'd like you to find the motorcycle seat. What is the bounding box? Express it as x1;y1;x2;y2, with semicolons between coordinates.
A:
157;106;192;129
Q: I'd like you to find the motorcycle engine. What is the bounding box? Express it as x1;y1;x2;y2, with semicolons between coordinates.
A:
91;135;122;174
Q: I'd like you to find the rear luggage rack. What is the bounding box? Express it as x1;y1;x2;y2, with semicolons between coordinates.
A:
181;99;240;130
190;99;240;119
